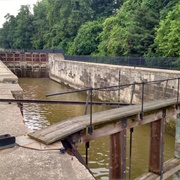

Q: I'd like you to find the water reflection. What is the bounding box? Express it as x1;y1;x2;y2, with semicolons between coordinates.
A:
19;78;175;180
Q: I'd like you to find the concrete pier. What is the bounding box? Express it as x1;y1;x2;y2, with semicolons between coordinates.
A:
0;61;94;180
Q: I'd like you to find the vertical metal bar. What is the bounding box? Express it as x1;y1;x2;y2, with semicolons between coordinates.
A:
118;70;121;107
13;53;15;72
163;79;168;98
130;82;135;105
5;52;7;63
88;88;93;135
176;78;180;109
84;90;91;166
173;113;180;179
31;53;34;72
128;128;134;180
85;141;89;165
140;82;145;120
84;90;91;115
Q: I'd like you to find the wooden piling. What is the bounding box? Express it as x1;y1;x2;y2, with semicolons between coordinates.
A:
149;110;165;176
109;129;126;180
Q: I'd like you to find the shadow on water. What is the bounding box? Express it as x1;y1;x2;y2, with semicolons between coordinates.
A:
19;78;175;180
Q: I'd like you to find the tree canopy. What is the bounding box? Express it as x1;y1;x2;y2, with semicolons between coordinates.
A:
154;1;180;57
0;0;179;57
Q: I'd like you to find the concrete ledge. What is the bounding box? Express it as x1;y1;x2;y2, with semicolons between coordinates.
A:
0;61;95;180
0;61;18;83
0;147;94;180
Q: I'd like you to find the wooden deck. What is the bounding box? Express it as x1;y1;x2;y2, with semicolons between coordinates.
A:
28;97;178;145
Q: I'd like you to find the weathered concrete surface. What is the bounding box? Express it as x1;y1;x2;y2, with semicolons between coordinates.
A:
48;56;180;135
0;61;94;180
0;60;18;83
48;56;180;103
0;146;94;180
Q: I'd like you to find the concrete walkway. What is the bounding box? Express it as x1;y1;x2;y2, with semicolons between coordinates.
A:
0;61;94;180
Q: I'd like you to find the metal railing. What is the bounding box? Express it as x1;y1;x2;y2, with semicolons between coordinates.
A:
1;49;179;70
65;55;180;70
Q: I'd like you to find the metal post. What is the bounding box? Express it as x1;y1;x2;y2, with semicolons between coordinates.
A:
130;82;135;105
129;128;134;180
88;88;93;135
176;78;180;109
84;90;91;166
140;82;145;120
84;90;91;115
173;113;180;179
163;79;168;98
118;70;121;107
85;142;89;165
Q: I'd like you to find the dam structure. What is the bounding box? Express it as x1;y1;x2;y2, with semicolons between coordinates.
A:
0;50;180;179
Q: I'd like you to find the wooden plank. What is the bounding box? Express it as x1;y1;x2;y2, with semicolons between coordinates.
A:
28;97;178;144
81;109;172;142
135;158;180;180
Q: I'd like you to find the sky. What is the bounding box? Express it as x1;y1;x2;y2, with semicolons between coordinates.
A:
0;0;39;28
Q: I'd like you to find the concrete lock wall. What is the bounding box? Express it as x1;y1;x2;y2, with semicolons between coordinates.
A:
48;54;180;104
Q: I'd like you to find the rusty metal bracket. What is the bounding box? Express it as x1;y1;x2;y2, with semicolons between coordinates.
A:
61;137;94;177
122;119;127;129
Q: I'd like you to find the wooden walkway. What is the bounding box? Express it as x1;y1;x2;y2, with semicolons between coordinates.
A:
28;96;180;179
29;97;178;144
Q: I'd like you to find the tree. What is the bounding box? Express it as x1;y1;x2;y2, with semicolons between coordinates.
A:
0;14;19;49
98;0;162;56
44;0;94;52
70;20;103;55
154;1;180;57
13;5;34;49
91;0;125;19
31;0;49;49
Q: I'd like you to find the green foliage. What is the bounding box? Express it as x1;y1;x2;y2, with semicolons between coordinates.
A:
70;20;103;55
98;0;161;56
0;14;17;49
154;1;180;57
31;0;49;49
0;0;179;57
44;0;94;52
91;0;126;19
13;5;34;49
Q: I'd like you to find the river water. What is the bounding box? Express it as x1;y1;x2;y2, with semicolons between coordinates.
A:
19;78;175;180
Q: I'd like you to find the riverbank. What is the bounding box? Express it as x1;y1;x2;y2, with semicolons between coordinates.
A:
0;61;94;180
